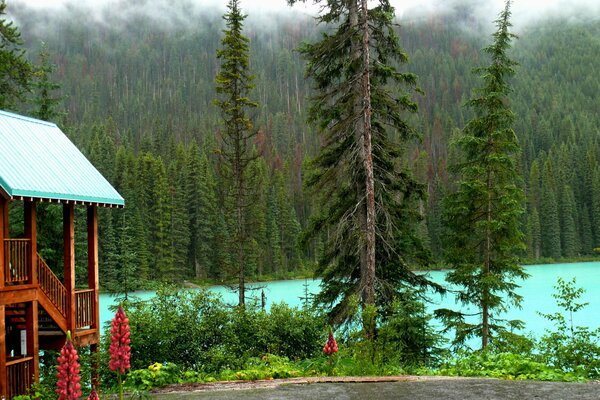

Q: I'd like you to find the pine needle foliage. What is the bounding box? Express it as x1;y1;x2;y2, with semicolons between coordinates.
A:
0;0;32;110
437;0;528;350
214;0;259;306
292;0;442;330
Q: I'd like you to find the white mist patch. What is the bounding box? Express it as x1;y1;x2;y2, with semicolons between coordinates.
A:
9;0;600;32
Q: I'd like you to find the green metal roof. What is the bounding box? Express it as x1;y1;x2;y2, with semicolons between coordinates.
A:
0;110;124;207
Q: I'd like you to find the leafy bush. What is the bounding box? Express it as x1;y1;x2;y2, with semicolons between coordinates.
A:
109;285;326;375
436;351;583;381
537;277;600;378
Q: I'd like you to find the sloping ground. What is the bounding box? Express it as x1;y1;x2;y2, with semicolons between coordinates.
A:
151;376;600;399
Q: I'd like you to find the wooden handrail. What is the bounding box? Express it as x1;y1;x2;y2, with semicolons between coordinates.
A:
37;256;67;317
75;289;95;329
4;239;30;284
6;356;34;367
7;356;33;398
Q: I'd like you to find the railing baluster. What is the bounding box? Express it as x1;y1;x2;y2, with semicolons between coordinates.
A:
75;289;95;328
4;239;30;283
36;255;68;317
7;357;33;398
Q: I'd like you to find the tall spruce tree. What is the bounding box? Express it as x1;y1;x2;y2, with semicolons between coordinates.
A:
214;0;258;306
291;0;439;336
437;1;527;350
0;0;32;111
31;43;63;122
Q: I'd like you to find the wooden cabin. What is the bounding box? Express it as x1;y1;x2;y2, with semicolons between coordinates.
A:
0;110;124;398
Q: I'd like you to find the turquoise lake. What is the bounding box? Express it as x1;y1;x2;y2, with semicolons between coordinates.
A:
99;262;600;340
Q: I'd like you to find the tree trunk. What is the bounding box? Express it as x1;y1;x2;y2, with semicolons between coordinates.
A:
482;169;492;350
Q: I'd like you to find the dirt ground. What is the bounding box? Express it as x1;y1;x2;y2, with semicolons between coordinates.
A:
150;376;600;399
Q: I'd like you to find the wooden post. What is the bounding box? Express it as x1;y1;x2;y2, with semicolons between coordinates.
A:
87;206;98;329
87;206;100;387
24;202;40;387
1;196;7;239
0;305;6;400
63;204;76;334
0;197;6;289
25;300;39;383
24;201;37;285
0;198;6;399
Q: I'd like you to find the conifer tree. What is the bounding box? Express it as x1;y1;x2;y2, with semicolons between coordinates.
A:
291;0;437;336
0;0;32;110
438;1;527;350
214;0;258;306
540;159;561;258
31;43;63;122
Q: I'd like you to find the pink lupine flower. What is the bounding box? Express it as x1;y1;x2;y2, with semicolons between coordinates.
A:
109;306;131;374
323;329;339;355
56;331;82;400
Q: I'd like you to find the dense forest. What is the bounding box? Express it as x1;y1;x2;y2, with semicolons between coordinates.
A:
6;1;600;289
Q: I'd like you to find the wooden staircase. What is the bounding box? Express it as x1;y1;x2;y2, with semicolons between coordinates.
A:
3;238;99;342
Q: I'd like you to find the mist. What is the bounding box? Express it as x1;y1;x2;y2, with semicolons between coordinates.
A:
11;0;600;32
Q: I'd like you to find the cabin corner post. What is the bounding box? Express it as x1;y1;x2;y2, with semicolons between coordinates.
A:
87;206;99;330
87;206;100;388
0;197;6;288
0;304;6;399
25;301;39;383
24;201;37;285
63;204;76;334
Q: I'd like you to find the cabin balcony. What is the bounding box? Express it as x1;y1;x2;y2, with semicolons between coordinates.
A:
2;238;99;336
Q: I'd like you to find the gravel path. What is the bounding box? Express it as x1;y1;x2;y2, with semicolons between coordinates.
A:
150;376;600;399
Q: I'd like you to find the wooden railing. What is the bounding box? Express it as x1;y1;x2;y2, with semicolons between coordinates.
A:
4;239;30;283
7;356;33;399
37;256;68;317
76;289;95;329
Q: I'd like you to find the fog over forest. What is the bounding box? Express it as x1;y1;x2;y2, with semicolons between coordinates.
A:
11;0;600;32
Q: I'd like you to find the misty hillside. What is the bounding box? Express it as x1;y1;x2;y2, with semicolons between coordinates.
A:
6;1;600;286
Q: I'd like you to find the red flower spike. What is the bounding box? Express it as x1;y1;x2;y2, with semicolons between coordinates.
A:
87;388;99;400
56;331;83;400
323;329;338;355
109;306;131;374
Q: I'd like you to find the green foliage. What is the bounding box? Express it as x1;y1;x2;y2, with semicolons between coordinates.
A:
537;278;600;378
435;351;584;382
112;285;326;375
214;0;261;305
377;296;447;367
300;0;439;333
439;0;527;350
0;0;32;110
31;42;63;122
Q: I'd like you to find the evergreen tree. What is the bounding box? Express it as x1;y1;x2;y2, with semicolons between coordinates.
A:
0;0;32;110
438;1;527;350
540;159;561;258
559;185;577;258
168;144;191;279
526;207;541;259
31;43;63;122
214;0;259;306
292;0;437;335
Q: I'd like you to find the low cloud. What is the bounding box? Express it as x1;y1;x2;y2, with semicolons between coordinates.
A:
9;0;600;34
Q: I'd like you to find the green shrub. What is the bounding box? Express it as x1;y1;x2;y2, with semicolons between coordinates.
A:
437;351;583;381
111;285;326;375
537;277;600;378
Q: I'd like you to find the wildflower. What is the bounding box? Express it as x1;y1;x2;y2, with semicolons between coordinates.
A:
110;305;131;400
109;306;131;374
56;331;82;400
323;329;338;355
87;388;99;400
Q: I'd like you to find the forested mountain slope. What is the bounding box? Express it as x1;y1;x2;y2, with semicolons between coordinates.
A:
7;2;600;288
